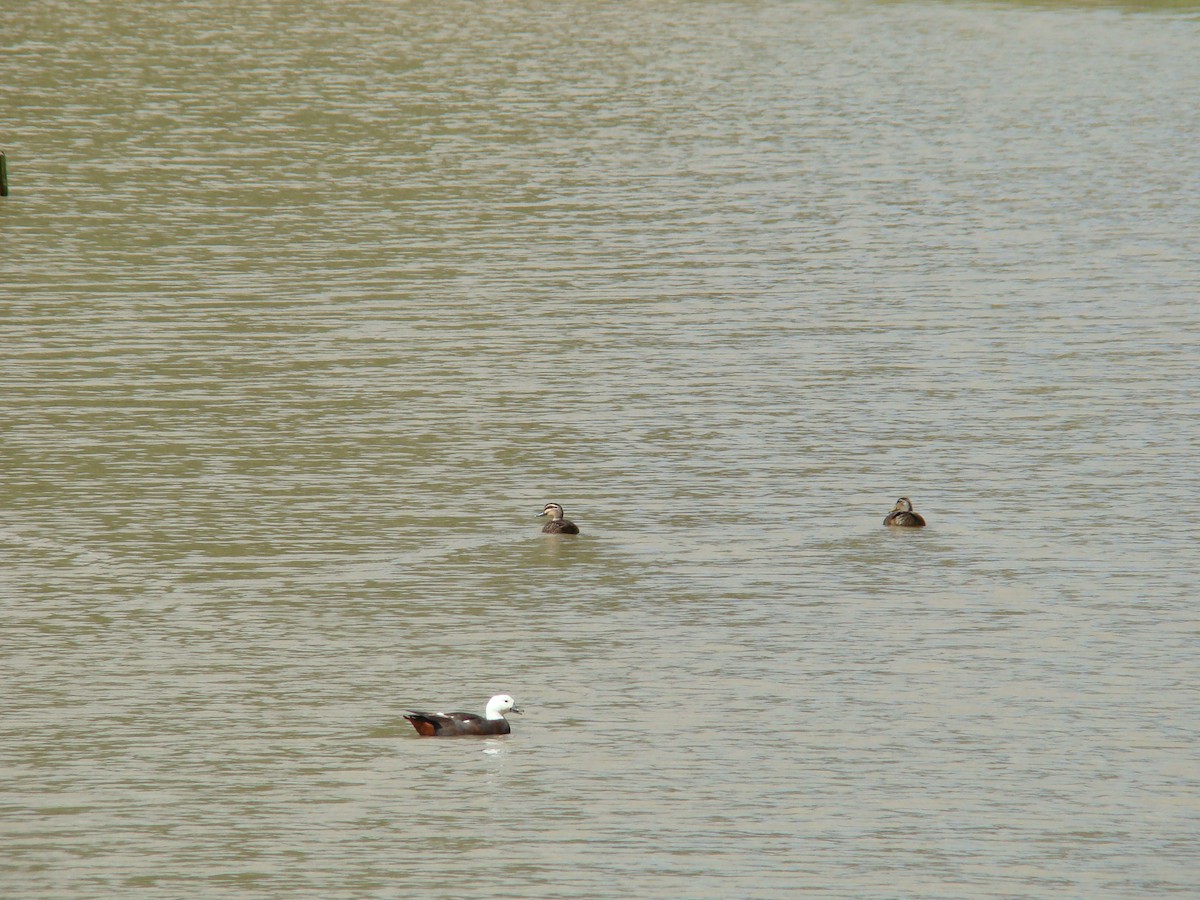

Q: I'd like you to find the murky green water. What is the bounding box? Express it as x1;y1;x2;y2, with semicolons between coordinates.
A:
3;1;1199;897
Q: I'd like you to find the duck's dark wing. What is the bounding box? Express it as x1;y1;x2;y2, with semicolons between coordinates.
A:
403;711;510;737
444;714;511;736
542;520;580;534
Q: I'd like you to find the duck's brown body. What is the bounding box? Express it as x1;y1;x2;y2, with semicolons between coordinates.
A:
883;497;926;528
403;711;512;737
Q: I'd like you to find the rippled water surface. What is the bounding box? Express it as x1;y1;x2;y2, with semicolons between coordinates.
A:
3;1;1199;897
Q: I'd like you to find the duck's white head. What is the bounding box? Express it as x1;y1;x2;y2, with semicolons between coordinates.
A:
539;503;565;521
485;694;521;719
893;497;915;512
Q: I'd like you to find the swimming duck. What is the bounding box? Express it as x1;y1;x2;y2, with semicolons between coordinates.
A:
403;694;521;737
538;502;580;534
883;496;926;528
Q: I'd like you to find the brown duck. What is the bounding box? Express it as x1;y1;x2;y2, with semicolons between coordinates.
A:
883;496;926;528
538;502;580;534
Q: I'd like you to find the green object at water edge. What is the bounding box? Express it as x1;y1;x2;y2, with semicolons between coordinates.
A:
0;151;8;196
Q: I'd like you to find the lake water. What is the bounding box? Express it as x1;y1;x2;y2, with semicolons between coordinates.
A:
3;1;1199;897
